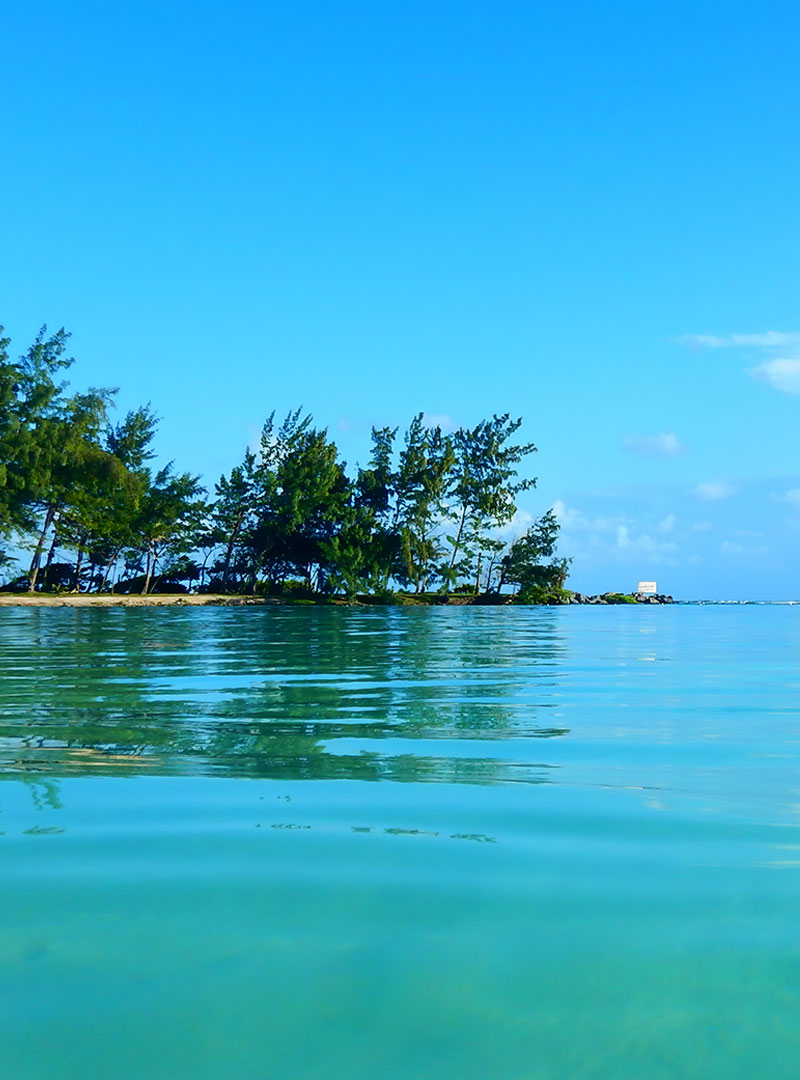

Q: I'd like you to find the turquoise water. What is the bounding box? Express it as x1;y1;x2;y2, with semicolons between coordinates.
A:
1;605;799;1079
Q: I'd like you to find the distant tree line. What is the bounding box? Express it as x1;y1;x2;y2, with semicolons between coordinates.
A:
0;325;570;601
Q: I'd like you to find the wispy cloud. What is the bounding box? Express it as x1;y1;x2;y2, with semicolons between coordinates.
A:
621;432;685;458
495;509;533;540
680;331;800;350
615;525;676;557
552;500;621;533
771;488;800;507
553;501;678;567
422;412;456;432
721;539;746;556
721;538;769;558
751;357;800;394
695;481;736;501
680;330;800;394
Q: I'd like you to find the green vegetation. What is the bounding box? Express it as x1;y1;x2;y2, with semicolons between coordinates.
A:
0;323;569;601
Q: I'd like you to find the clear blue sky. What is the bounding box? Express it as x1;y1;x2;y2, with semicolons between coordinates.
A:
2;1;798;598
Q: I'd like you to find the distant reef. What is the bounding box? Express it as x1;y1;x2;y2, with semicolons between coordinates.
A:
569;592;675;605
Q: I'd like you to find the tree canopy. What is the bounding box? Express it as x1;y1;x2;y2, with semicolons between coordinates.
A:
0;323;568;600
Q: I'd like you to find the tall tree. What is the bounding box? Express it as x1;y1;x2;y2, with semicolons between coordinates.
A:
1;327;73;557
325;426;399;595
77;407;160;591
393;415;454;592
269;424;349;590
444;414;537;590
0;327;18;552
131;465;205;594
25;386;119;591
498;509;570;601
212;450;259;592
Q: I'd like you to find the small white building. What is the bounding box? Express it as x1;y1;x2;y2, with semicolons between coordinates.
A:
638;581;657;596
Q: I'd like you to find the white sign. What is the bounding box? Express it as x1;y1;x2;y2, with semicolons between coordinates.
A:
638;581;657;595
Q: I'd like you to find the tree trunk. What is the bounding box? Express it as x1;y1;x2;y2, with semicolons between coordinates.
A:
28;505;57;592
474;552;482;595
41;528;60;590
99;549;120;593
199;549;213;592
72;542;85;592
448;506;468;571
221;516;242;592
142;544;154;595
86;548;100;593
420;521;429;593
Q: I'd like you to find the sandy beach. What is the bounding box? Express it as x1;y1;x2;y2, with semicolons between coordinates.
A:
0;593;278;608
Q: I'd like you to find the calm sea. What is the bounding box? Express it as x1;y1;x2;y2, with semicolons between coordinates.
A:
1;605;799;1079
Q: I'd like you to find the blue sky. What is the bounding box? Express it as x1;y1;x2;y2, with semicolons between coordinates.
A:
2;1;798;598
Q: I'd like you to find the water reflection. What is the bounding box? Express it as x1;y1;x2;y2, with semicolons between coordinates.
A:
0;607;568;785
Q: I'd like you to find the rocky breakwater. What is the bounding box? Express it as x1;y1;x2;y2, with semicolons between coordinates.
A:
570;592;674;605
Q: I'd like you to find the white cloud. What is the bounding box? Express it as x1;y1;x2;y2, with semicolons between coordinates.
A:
495;509;533;540
691;521;712;532
680;331;800;350
721;540;745;556
680;329;800;395
721;537;769;558
422;412;456;432
772;488;800;507
695;481;736;501
750;357;800;394
621;432;685;458
554;501;678;569
616;525;677;557
552;501;621;533
552;500;582;529
552;500;582;528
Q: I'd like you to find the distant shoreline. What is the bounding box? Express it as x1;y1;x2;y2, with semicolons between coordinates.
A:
0;594;280;608
3;594;796;608
0;592;676;608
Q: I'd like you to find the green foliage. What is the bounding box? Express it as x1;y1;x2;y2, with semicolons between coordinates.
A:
500;509;571;603
0;325;76;549
245;411;350;591
0;320;568;599
131;465;205;594
444;414;537;590
393;414;454;592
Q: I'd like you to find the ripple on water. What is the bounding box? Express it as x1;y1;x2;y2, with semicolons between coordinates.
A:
2;605;800;1079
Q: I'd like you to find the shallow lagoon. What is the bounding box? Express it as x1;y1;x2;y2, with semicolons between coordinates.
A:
2;605;799;1079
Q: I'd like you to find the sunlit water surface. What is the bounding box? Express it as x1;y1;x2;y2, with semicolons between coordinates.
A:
1;605;799;1079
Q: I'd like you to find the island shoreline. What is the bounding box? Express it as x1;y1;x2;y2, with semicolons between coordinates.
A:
0;592;675;608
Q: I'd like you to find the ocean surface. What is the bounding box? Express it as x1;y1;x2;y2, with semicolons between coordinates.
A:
1;605;799;1079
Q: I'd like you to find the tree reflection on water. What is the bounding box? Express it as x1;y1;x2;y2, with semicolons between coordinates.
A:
0;606;569;787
